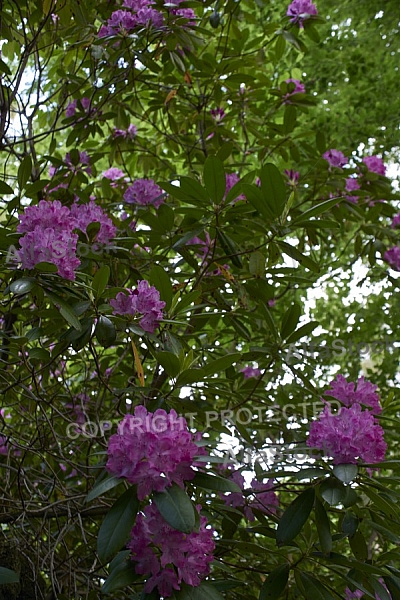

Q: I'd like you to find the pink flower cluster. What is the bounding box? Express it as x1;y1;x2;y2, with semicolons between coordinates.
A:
127;503;215;597
98;6;163;38
323;149;348;168
221;469;279;521
384;246;400;271
363;155;386;176
287;0;318;28
110;280;165;333
307;375;387;465
17;199;116;280
123;178;164;207
106;406;202;499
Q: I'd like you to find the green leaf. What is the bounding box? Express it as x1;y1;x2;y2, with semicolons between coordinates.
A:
172;582;225;599
314;498;332;555
333;464;358;484
292;197;344;223
280;303;301;340
0;180;14;194
0;567;19;584
342;512;359;537
17;155;32;190
148;265;173;310
284;105;297;134
298;572;336;600
155;351;181;377
277;241;320;273
9;277;36;295
242;183;274;221
286;321;319;344
153;483;195;533
319;478;346;506
95;316;116;347
362;486;398;520
85;473;123;503
349;530;368;561
101;557;139;594
249;251;266;276
276;487;315;546
92;265;110;299
203;155;226;204
192;472;242;493
179;177;209;205
216;229;242;268
44;290;82;331
259;564;290;600
34;261;58;273
97;487;139;563
260;163;287;218
203;352;242;376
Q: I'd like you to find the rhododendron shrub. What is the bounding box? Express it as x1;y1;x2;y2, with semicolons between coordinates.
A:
0;0;399;598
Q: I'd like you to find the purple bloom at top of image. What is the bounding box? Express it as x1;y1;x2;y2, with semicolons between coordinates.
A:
362;155;386;176
123;0;154;9
323;149;347;168
391;213;400;228
287;0;318;28
98;10;137;37
70;200;117;245
17;200;74;234
134;7;164;27
102;167;126;181
324;374;382;414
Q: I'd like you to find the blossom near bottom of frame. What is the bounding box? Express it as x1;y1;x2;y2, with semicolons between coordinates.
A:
127;503;215;597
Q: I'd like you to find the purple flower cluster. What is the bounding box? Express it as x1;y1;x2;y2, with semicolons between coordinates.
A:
323;149;348;168
287;0;318;28
113;123;137;139
98;0;164;38
127;503;215;597
102;167;126;181
106;406;202;500
363;155;386;176
307;375;386;465
384;246;400;271
123;178;164;208
391;213;400;228
65;97;99;123
241;366;262;379
110;280;165;333
210;107;225;122
345;177;361;203
17;199;116;280
225;173;245;202
284;169;300;185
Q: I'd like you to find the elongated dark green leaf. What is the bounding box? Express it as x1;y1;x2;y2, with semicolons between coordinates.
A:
0;180;14;194
319;478;346;506
92;265;110;299
202;352;242;376
95;316;116;347
314;498;332;555
299;572;336;600
362;486;398;520
154;484;195;533
0;567;19;584
97;487;139;563
286;321;319;344
216;229;242;268
276;487;315;546
9;277;36;295
280;303;301;340
192;471;242;493
149;265;173;310
44;290;82;331
292;197;344;223
172;582;225;599
349;530;368;561
155;351;181;377
101;558;139;594
85;473;123;503
341;512;359;537
242;183;274;221
259;564;290;600
179;176;209;204
277;241;320;273
18;155;32;190
203;155;226;203
260;163;287;217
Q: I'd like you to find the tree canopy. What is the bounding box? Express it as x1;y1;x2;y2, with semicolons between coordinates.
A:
0;0;399;599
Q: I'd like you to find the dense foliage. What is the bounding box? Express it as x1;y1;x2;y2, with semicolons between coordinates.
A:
0;0;399;599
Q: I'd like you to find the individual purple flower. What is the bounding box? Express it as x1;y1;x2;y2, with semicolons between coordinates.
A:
345;589;364;600
127;503;215;596
102;167;126;181
391;213;400;228
268;298;276;307
323;149;347;168
345;177;360;203
283;78;305;103
98;10;137;37
287;0;318;28
113;124;137;139
324;374;382;414
135;7;164;27
0;435;9;456
384;246;400;271
123;0;154;9
106;406;202;499
70;200;117;245
363;155;386;176
123;178;164;207
65;150;92;175
65;100;78;118
210;107;225;122
110;280;165;333
225;173;245;202
307;402;387;465
241;366;262;379
19;227;80;280
284;169;300;185
171;7;196;25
